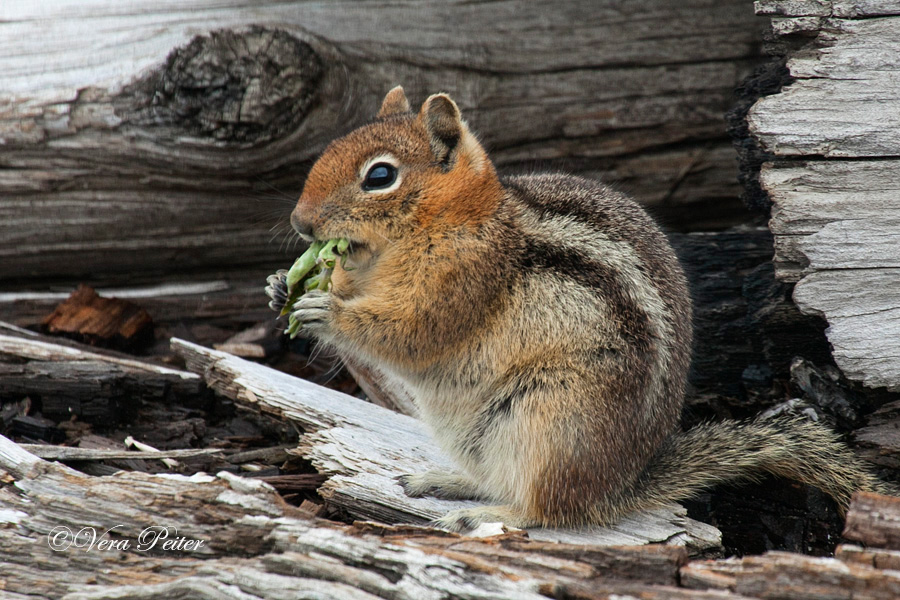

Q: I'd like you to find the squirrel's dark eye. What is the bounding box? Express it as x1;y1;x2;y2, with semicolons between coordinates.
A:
362;162;398;191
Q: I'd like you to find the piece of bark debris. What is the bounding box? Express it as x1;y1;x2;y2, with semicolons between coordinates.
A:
260;473;328;493
298;499;327;517
42;285;154;352
790;357;863;428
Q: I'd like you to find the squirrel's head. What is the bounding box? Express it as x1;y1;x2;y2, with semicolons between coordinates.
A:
290;87;501;260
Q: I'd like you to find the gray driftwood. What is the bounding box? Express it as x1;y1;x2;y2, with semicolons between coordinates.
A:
0;435;697;599
171;338;723;551
0;0;762;287
747;1;900;392
4;434;899;600
17;445;223;462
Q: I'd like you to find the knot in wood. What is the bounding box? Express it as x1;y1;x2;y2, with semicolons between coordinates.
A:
139;26;322;144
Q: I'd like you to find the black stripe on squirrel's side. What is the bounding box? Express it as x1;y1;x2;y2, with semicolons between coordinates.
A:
269;86;894;531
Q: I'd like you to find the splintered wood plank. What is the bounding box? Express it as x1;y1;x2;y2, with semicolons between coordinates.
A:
18;445;224;462
749;18;900;158
171;338;723;552
747;3;900;392
792;270;900;391
763;161;900;240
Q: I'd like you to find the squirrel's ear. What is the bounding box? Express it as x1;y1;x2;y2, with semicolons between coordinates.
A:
377;86;411;118
420;93;462;167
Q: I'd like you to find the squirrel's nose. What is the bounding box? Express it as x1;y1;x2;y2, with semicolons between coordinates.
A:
290;211;315;242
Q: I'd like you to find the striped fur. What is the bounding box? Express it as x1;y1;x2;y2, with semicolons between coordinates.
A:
284;87;890;530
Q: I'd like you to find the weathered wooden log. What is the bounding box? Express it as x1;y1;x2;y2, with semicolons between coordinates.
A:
745;1;900;392
4;355;900;597
0;328;203;422
735;552;900;599
171;338;723;551
15;427;900;600
0;434;728;599
0;0;763;286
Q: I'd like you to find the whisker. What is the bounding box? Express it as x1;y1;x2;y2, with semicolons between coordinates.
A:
269;223;291;247
321;354;346;385
280;228;299;254
253;175;299;202
307;340;326;367
370;230;396;246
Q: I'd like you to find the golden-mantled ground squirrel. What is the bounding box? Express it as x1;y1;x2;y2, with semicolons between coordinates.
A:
267;86;891;531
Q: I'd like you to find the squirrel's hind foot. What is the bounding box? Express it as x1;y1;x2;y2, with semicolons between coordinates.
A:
397;470;484;500
431;505;540;532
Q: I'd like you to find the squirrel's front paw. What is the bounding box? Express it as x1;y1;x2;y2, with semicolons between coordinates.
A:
289;289;336;337
264;270;289;313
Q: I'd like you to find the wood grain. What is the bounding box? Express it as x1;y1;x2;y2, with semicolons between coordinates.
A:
3;389;899;597
0;0;762;285
746;2;900;391
0;431;732;599
844;491;900;550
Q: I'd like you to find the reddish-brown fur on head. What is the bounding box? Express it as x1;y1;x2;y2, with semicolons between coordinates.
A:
291;87;503;255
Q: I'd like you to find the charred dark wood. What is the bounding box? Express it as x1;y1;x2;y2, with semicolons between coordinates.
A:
10;415;66;444
854;400;900;470
669;228;830;402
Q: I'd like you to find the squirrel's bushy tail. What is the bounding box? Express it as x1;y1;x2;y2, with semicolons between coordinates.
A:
619;415;894;520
